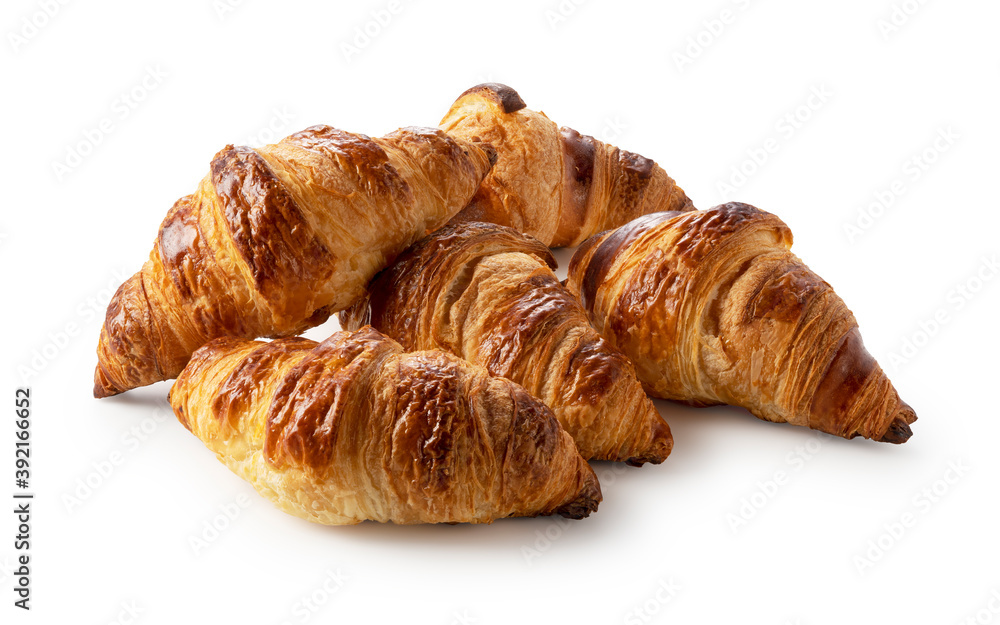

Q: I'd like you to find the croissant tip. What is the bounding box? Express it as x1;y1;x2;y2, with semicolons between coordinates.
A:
93;385;119;399
93;384;120;399
459;83;526;114
476;141;498;166
626;443;673;467
556;470;602;520
877;403;918;444
625;423;674;467
93;366;122;399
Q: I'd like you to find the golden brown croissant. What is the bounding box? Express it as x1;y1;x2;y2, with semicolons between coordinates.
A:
565;203;917;443
168;326;601;525
94;125;494;398
340;222;672;465
439;83;695;247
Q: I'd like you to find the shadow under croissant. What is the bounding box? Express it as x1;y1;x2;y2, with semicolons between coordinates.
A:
318;510;602;540
93;381;174;410
664;399;916;445
268;465;668;543
652;399;918;463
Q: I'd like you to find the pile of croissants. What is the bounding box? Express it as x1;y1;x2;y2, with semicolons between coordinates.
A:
94;83;916;525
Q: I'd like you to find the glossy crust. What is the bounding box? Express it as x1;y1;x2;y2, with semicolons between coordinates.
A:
168;327;601;525
565;203;917;443
94;126;494;397
340;222;672;465
439;83;695;247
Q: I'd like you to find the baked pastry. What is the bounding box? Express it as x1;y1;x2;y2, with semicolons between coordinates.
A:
340;222;673;465
94;125;494;397
439;83;695;247
565;203;917;443
168;327;601;525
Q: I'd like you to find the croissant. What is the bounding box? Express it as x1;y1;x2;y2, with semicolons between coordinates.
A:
94;125;494;397
168;326;601;525
439;83;695;247
339;222;673;465
565;203;917;443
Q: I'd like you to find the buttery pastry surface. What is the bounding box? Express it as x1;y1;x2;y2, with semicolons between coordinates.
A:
565;203;917;443
95;125;493;397
340;222;672;465
169;327;602;525
440;83;695;247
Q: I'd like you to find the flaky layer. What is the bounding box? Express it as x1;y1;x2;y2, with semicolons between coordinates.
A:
95;126;494;397
566;203;917;443
440;83;695;247
169;327;601;525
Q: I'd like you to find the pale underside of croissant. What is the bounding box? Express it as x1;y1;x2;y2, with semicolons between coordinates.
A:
168;327;601;525
566;203;917;443
340;222;672;465
94;125;494;398
439;83;696;247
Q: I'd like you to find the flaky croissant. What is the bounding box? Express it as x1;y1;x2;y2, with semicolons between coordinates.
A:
95;125;494;398
168;326;601;525
339;222;673;465
565;203;917;443
439;83;695;247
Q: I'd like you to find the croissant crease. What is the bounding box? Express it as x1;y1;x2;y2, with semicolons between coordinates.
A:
168;327;601;525
439;83;696;247
94;125;494;397
340;222;673;465
565;203;917;443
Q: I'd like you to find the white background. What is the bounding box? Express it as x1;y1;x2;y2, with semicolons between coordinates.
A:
2;0;998;622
